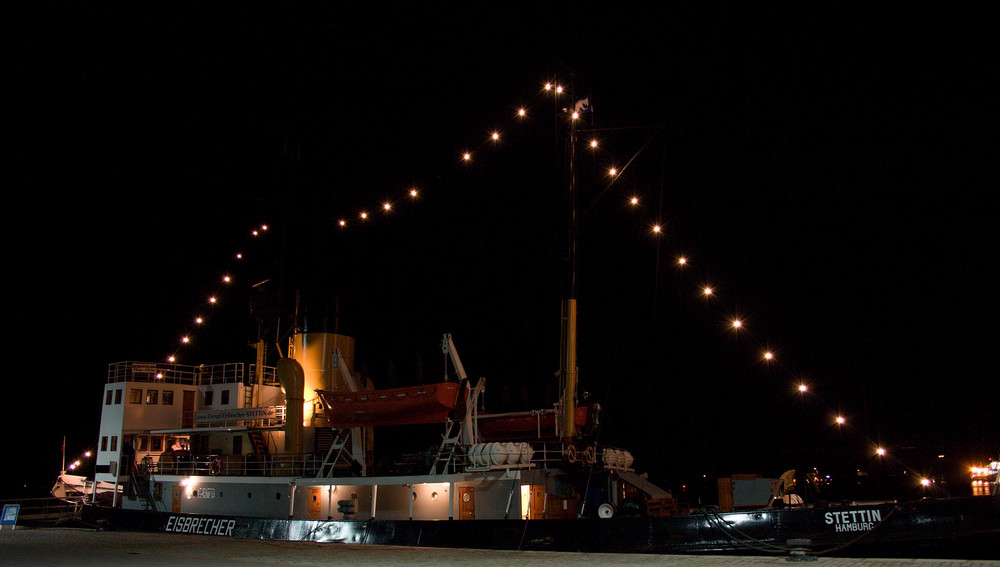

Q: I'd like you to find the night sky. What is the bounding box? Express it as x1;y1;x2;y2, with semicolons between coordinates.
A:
7;5;998;500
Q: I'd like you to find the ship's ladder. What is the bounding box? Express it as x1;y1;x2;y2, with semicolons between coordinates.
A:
428;376;485;474
317;427;362;477
247;430;270;455
131;461;158;511
429;422;461;474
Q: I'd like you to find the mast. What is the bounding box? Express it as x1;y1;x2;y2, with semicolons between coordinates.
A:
559;96;579;440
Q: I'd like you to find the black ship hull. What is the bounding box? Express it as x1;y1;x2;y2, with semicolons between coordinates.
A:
83;495;999;559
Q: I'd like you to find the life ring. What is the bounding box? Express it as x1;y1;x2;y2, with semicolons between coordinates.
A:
210;457;223;476
563;445;578;464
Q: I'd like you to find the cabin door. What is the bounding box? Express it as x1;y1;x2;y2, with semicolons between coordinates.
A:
529;485;547;519
171;485;182;513
181;391;195;428
308;487;322;519
458;487;475;520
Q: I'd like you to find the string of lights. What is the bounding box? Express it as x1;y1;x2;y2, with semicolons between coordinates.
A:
156;77;941;491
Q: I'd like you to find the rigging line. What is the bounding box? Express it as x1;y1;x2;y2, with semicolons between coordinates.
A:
577;124;663;133
700;509;791;553
652;137;667;318
653;234;661;317
577;211;649;518
738;324;946;490
581;127;662;218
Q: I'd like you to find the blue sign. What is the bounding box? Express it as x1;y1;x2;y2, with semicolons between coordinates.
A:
1;504;19;528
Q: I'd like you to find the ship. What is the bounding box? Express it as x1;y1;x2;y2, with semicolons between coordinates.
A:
76;325;1000;557
76;88;999;559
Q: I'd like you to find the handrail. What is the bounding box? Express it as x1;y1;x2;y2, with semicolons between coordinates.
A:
107;361;279;386
147;452;325;478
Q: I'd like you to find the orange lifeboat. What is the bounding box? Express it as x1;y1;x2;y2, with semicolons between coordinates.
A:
316;382;464;428
476;405;594;441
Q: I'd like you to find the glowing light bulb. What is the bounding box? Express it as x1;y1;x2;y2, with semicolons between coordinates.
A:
798;384;808;393
731;319;742;329
876;447;886;456
702;287;713;296
222;275;231;283
629;197;639;206
835;416;846;425
409;188;419;198
517;108;526;117
383;202;392;212
763;351;774;361
462;152;472;161
677;256;687;266
260;224;268;231
556;85;564;94
609;167;618;176
84;451;92;458
360;212;368;220
339;219;347;227
571;111;580;120
181;336;190;344
208;296;217;304
652;225;662;234
195;317;203;324
920;478;931;487
167;355;176;363
590;139;598;148
544;83;553;91
491;132;500;141
235;253;243;260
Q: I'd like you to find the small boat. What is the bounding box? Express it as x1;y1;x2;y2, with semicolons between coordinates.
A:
317;382;465;428
51;473;119;505
476;406;595;442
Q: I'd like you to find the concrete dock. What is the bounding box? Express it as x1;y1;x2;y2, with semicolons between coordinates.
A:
0;528;996;567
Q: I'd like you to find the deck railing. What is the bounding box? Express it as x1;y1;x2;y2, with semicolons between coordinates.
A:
107;361;278;387
139;452;324;478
